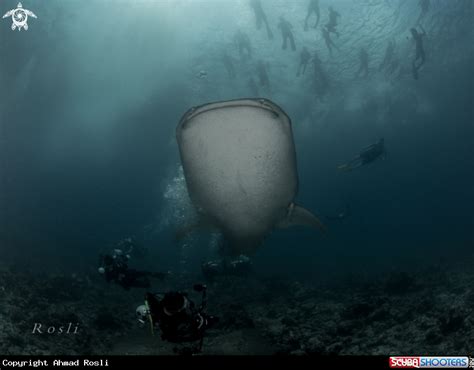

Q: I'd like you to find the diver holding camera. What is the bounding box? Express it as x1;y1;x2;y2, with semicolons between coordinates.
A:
136;284;218;355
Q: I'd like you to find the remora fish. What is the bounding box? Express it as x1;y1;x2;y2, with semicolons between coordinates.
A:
176;98;326;255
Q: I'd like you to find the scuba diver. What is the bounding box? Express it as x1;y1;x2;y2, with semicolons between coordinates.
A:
356;47;370;78
222;52;236;79
417;0;430;25
325;6;341;38
379;39;396;72
235;30;252;60
98;248;167;291
201;255;253;281
304;0;321;31
297;47;312;77
321;26;338;56
277;16;296;51
249;0;273;40
338;138;387;172
313;51;330;99
410;26;426;80
136;284;218;355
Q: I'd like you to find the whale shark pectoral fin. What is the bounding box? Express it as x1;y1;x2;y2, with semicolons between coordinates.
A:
278;204;328;235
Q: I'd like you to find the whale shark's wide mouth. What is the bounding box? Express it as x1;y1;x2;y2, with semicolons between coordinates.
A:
177;98;291;132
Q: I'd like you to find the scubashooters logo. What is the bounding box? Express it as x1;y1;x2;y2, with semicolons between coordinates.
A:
2;2;37;31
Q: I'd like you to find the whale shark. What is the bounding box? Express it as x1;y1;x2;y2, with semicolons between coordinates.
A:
176;98;326;256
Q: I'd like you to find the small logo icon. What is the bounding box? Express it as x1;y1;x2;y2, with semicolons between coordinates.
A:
2;2;37;31
389;356;469;368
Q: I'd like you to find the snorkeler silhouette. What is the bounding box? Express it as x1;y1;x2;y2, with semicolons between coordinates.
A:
379;39;396;72
417;0;430;25
410;26;426;80
235;30;252;60
250;0;273;40
312;51;330;100
304;0;321;31
355;47;370;78
297;47;311;77
256;60;270;89
325;6;341;38
277;16;296;51
322;27;338;56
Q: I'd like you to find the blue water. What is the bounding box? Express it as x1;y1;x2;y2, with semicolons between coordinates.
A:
0;0;472;280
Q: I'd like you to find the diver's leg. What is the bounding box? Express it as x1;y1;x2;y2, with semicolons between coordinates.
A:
265;21;273;39
304;9;311;31
327;42;333;56
290;34;296;51
282;36;287;50
314;10;320;28
419;52;426;68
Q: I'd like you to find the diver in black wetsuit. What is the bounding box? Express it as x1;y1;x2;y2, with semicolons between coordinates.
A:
410;26;426;80
277;16;296;51
98;249;167;291
235;30;252;59
250;0;273;40
379;39;396;72
356;47;370;78
304;0;321;31
322;27;338;56
325;6;341;38
297;47;311;77
313;51;330;99
338;139;387;172
136;284;218;355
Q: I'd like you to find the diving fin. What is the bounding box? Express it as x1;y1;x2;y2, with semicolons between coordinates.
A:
278;203;328;235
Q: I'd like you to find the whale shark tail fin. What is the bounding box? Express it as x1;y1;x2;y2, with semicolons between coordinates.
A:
278;203;328;235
